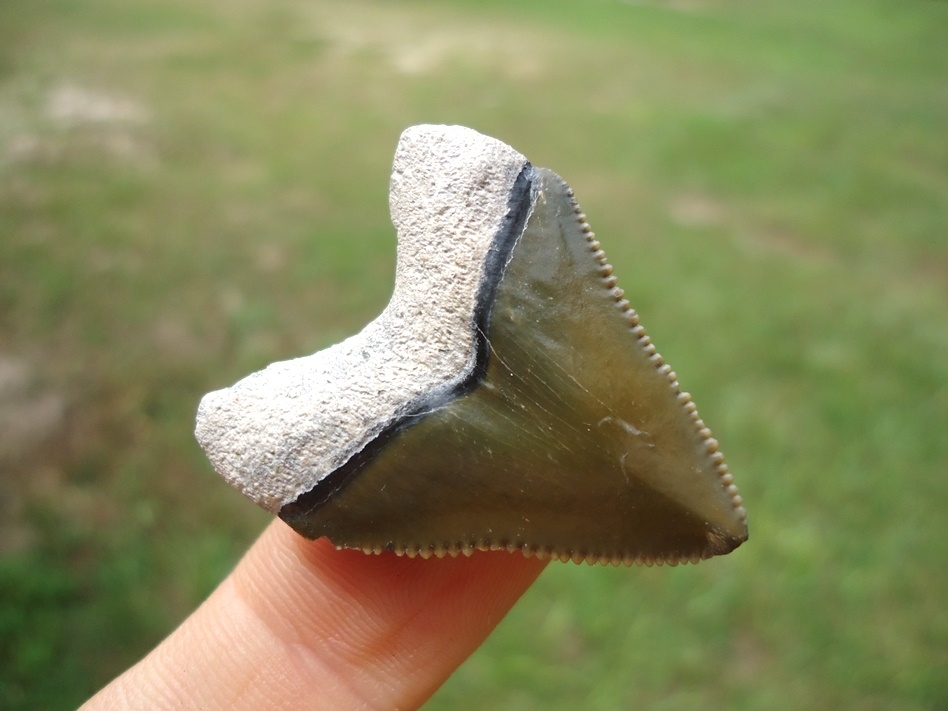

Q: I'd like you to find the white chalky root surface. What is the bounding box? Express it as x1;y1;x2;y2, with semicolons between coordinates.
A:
195;125;529;512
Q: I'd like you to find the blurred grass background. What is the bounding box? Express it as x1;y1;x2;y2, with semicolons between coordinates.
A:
1;0;946;708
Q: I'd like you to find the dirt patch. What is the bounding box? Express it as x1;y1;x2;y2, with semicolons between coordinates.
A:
0;355;67;556
0;355;65;463
738;226;834;267
668;193;728;228
44;84;149;127
668;192;836;267
4;84;156;167
306;3;549;79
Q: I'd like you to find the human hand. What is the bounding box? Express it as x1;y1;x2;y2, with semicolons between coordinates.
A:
81;521;546;710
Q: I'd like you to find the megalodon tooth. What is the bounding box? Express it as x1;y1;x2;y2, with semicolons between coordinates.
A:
196;124;748;566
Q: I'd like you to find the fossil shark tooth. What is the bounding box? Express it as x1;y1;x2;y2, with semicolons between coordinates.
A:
195;124;748;565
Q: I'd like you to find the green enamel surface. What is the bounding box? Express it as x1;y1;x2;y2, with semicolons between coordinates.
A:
281;169;746;562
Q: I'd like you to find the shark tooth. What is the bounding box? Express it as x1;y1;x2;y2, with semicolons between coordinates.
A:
195;124;748;565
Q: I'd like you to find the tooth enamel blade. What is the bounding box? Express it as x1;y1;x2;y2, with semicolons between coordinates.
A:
278;170;747;565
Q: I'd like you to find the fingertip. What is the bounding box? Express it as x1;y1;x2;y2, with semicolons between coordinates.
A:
236;521;547;650
83;521;546;711
234;522;547;706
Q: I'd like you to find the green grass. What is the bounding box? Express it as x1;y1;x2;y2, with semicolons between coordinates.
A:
1;0;946;708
